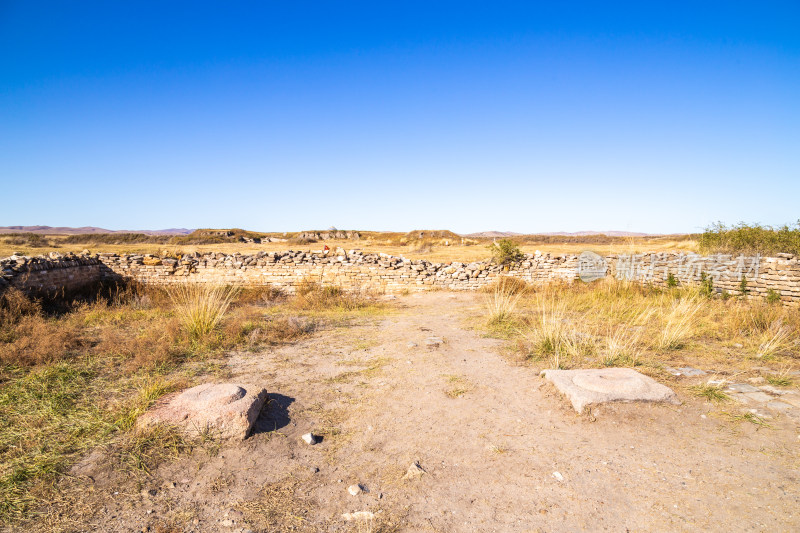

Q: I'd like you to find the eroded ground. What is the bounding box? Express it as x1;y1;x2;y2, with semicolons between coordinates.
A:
32;293;800;532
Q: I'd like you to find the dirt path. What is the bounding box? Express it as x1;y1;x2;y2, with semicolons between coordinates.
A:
74;292;798;532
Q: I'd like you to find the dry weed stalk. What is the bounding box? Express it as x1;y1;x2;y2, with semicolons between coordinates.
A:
657;297;702;350
757;320;792;358
603;306;655;367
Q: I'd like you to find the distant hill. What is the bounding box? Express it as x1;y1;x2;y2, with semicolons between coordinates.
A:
0;226;193;235
464;230;652;238
463;231;522;238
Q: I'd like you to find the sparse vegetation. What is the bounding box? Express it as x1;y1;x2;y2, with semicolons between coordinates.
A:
699;221;800;256
690;383;730;403
484;277;798;375
0;280;381;525
766;289;781;304
699;272;714;298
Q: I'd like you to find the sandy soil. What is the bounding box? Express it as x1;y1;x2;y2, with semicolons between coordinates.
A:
35;292;800;532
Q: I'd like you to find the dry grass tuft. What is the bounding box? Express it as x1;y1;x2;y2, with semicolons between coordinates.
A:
491;277;798;376
519;295;593;369
168;284;239;339
484;280;523;325
689;382;730;403
603;307;654;367
657;297;702;350
757;320;792;358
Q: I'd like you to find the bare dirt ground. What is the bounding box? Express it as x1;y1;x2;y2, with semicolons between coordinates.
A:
39;293;800;532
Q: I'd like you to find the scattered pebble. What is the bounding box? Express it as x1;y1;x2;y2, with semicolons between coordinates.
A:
301;433;319;445
342;511;375;521
348;484;363;496
407;342;418;348
552;471;564;482
403;462;426;480
424;337;443;348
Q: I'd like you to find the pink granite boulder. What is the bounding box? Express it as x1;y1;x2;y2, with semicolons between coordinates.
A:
138;383;267;440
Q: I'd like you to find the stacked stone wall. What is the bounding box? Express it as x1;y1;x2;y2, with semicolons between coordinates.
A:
2;250;799;306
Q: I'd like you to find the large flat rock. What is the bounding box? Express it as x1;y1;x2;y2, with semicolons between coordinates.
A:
540;368;680;413
138;383;268;440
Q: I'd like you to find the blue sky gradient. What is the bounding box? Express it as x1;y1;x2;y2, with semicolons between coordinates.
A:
1;1;798;233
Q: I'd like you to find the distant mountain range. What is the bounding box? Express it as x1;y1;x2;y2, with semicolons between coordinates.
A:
463;230;652;238
0;226;193;235
0;226;669;238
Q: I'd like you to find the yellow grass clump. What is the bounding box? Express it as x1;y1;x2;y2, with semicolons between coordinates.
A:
168;284;239;338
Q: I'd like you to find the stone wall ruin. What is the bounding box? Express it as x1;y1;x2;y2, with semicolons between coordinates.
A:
1;250;798;305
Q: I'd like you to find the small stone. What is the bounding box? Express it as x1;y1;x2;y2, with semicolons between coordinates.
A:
348;484;363;496
403;462;426;480
733;343;744;349
725;383;760;394
552;471;564;482
221;519;234;527
407;342;418;348
676;367;706;377
342;511;375;521
301;433;319;445
747;377;766;384
424;337;443;348
310;467;320;474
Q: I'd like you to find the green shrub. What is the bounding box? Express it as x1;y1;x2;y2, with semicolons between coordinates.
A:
766;289;781;304
666;273;678;288
699;273;714;298
488;239;523;264
739;275;749;296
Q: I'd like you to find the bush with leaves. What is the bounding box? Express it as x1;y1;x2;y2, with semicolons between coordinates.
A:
488;239;523;264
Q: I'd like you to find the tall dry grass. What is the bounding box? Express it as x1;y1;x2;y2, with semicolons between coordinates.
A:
657;297;703;350
484;279;524;325
168;284;239;338
490;276;799;371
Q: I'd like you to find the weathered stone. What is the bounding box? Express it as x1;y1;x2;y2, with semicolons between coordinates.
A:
301;433;319;445
347;484;363;496
743;391;773;403
725;383;760;394
424;337;443;348
766;400;794;411
138;383;267;440
540;368;681;412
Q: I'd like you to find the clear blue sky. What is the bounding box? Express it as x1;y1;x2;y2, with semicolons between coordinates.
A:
1;1;798;234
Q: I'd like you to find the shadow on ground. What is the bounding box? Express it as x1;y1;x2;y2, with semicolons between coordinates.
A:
252;392;294;434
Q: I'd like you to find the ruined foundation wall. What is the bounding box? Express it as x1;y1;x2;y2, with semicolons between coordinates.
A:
2;251;799;305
